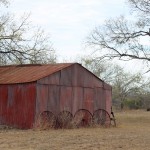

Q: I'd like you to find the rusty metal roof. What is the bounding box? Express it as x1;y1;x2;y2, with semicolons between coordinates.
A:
0;63;74;84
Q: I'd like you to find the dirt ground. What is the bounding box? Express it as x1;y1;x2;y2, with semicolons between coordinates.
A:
0;110;150;150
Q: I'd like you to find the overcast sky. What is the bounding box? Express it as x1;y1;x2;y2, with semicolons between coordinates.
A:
6;0;130;61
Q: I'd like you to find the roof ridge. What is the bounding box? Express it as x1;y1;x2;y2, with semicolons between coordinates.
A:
0;62;78;67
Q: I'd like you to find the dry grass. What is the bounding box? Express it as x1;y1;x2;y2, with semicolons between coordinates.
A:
0;109;150;150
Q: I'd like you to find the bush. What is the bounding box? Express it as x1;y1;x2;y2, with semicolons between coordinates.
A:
124;99;143;109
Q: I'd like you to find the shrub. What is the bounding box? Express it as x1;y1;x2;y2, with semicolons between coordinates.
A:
124;99;143;109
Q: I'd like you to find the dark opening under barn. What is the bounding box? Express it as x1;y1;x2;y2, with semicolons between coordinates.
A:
0;63;112;129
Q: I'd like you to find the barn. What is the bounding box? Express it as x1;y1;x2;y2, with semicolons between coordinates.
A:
0;63;112;129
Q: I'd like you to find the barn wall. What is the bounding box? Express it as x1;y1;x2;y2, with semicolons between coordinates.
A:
94;88;106;111
105;89;112;115
37;64;103;88
36;85;94;116
36;84;60;116
36;64;112;117
0;83;36;129
72;87;83;115
37;72;60;85
103;83;112;115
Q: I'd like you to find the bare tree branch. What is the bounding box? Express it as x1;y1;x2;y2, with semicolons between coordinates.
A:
87;15;150;63
0;1;56;65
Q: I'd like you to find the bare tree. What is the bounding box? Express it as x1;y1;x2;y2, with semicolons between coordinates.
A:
87;0;150;68
111;68;143;109
128;0;150;15
0;0;9;5
80;56;120;83
80;56;150;109
0;1;56;65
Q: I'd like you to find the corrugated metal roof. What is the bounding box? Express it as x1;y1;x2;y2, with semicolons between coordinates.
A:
0;63;74;84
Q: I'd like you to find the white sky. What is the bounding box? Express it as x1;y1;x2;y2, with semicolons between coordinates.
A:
4;0;147;73
7;0;130;61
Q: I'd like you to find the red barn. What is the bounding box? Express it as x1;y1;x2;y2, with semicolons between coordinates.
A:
0;63;112;129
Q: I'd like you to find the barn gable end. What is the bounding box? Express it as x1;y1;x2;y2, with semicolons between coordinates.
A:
36;63;112;117
37;63;104;88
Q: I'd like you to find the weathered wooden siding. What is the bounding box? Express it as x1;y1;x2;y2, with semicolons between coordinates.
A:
37;64;103;88
94;88;106;111
83;88;94;113
72;87;83;115
36;64;112;117
0;63;112;129
105;89;112;115
37;72;60;85
0;83;36;129
104;83;112;115
36;84;60;116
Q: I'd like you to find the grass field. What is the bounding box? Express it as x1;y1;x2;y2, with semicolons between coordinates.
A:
0;110;150;150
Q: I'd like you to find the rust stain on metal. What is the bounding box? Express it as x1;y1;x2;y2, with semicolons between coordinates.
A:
0;63;73;84
0;63;112;129
0;83;36;129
